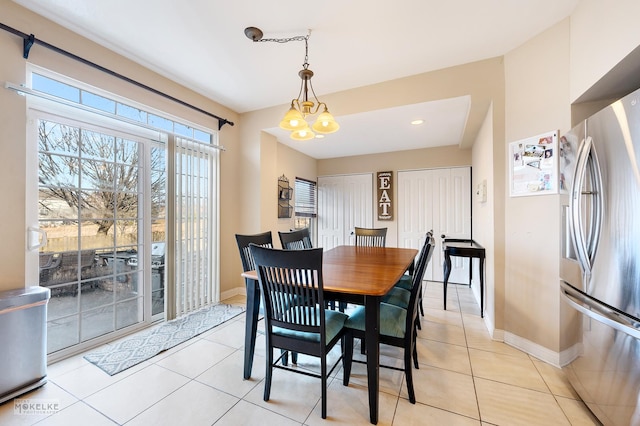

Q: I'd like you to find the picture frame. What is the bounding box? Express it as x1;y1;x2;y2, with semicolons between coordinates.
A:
508;130;558;197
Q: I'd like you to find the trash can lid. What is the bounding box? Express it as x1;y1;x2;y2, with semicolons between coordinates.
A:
0;286;50;311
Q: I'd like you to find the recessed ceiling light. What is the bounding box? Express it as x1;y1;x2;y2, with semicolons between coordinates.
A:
315;134;325;139
411;119;424;125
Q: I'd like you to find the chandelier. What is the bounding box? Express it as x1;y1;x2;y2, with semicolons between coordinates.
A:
244;27;339;141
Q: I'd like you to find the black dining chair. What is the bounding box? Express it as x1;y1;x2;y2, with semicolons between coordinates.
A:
354;226;387;247
235;231;274;376
376;230;432;339
278;228;313;250
279;228;345;312
235;232;298;369
343;234;434;404
249;244;348;419
235;231;273;273
389;231;434;318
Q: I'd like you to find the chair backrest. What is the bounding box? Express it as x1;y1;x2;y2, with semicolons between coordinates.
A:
405;233;435;330
250;244;327;337
235;231;273;272
278;228;313;250
354;227;387;247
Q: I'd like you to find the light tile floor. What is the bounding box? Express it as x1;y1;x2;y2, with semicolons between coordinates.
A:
0;282;602;425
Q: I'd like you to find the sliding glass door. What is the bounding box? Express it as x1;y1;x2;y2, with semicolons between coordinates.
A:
37;115;165;354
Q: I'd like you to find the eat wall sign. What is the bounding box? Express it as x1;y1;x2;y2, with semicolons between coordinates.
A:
377;171;393;221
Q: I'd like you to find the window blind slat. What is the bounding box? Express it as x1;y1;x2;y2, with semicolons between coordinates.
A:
295;178;317;218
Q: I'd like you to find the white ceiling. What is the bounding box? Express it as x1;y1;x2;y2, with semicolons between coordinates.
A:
13;0;579;159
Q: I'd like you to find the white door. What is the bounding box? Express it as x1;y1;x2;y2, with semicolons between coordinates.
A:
398;167;471;282
318;174;373;249
343;174;374;245
397;169;435;277
318;176;343;249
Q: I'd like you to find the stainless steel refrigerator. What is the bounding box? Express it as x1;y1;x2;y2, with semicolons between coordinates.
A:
560;86;640;426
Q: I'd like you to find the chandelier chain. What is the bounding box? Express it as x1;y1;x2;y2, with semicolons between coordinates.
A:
253;34;308;44
253;31;311;43
251;31;311;69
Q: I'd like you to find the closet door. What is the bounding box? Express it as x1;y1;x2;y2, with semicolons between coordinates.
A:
398;168;433;246
343;174;374;245
433;167;471;282
318;176;344;249
398;167;471;282
318;174;373;250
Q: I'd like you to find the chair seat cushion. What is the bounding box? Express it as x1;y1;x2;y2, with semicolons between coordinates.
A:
394;274;412;290
273;307;348;344
382;287;410;309
345;303;407;338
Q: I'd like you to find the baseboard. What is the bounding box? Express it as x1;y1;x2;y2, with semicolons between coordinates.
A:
558;342;582;367
220;286;245;301
504;332;563;367
488;322;503;341
469;284;575;368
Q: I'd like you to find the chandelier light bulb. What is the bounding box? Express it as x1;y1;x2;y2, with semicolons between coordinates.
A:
279;106;307;131
311;107;339;134
291;126;315;141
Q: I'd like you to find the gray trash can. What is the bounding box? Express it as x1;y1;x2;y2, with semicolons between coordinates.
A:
0;286;50;404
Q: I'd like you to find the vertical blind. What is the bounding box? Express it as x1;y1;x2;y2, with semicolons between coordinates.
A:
174;137;218;315
295;177;317;217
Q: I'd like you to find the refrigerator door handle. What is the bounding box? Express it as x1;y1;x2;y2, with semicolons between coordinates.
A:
569;136;603;284
570;136;593;279
561;280;640;340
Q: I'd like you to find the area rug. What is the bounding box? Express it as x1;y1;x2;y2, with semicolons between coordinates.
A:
83;303;245;375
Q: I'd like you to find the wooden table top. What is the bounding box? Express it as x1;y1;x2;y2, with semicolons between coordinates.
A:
242;245;417;297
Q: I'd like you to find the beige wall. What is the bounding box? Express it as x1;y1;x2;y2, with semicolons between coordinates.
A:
317;145;471;176
262;133;318;246
0;9;28;290
273;140;318;242
0;3;240;294
570;1;640;103
503;19;571;357
471;106;497;330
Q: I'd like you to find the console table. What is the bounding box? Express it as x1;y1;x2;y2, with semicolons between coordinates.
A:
442;238;485;318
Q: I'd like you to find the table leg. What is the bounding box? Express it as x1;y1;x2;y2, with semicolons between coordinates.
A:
364;295;380;424
468;257;473;287
479;257;485;318
443;253;452;311
243;278;260;380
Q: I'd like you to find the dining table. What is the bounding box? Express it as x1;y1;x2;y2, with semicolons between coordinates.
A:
241;245;417;424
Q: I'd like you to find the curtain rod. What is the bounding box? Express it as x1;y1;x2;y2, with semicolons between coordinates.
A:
0;21;234;131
